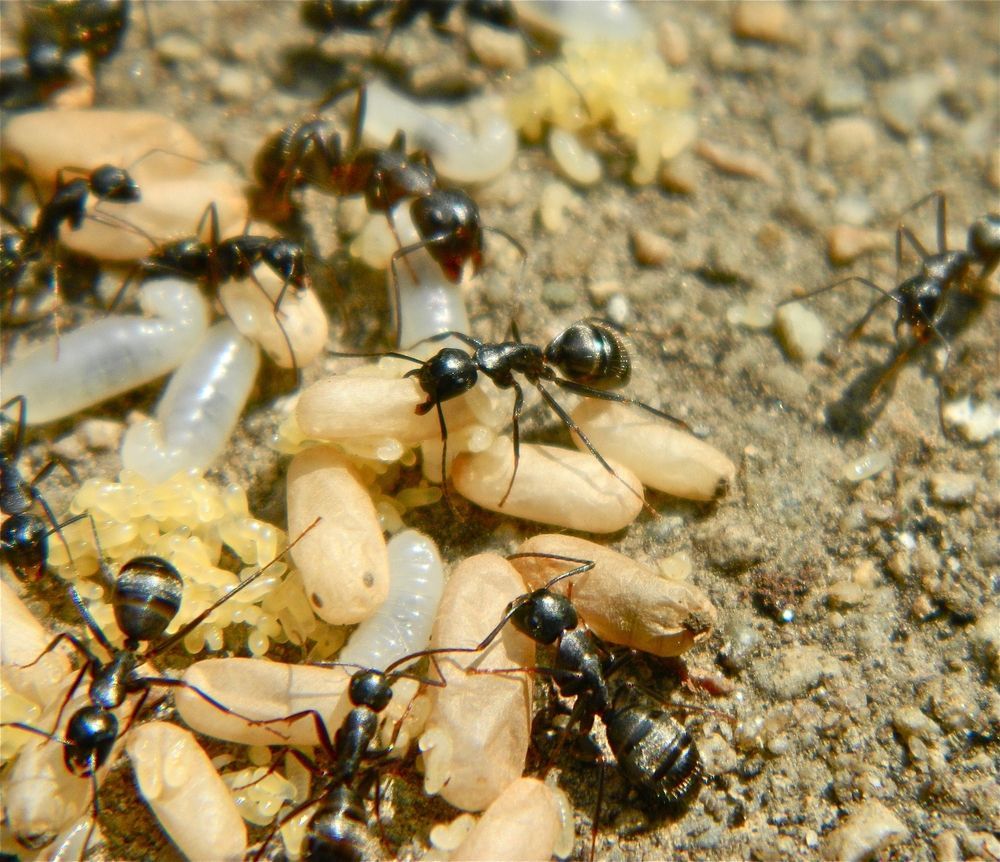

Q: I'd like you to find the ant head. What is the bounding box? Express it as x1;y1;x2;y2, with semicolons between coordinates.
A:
90;165;140;203
410;189;483;282
969;213;1000;272
349;670;393;712
896;274;942;334
112;556;183;645
0;514;48;582
507;589;578;645
415;348;478;405
544;318;631;390
64;706;118;776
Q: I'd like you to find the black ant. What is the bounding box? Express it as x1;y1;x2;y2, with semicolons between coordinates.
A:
406;553;707;860
248;653;447;861
338;318;689;509
1;518;320;855
1;163;140;327
781;191;999;435
0;1;130;110
0;396;88;582
110;202;311;374
253;87;522;287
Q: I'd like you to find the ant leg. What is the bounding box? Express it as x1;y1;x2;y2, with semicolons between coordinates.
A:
778;275;901;307
49;663;91;737
534;381;655;516
66;583;117;656
590;752;607;862
898;224;931;264
2;394;28;457
498;380;525;508
550;375;692;432
80;760;102;862
845;293;895;342
434;399;452;511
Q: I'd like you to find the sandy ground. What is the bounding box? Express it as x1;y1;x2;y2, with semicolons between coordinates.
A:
1;2;998;861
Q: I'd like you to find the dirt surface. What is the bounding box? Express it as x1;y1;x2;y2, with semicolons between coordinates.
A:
2;2;999;861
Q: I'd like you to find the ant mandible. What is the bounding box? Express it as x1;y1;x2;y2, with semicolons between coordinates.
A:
345;318;690;508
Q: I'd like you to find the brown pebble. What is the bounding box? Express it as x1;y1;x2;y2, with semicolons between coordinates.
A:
631;227;673;266
658;19;690;66
827;224;891;265
732;1;797;45
824;117;879;164
695;140;779;185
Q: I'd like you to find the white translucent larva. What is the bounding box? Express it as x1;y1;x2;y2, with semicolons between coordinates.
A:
126;721;246;862
337;529;445;671
121;320;260;483
3;280;209;425
362;81;516;185
390;202;471;349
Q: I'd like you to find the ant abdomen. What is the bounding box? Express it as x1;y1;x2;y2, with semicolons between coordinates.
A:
112;556;183;644
0;513;48;580
304;785;378;862
544;319;631;390
605;705;703;808
968;213;1000;275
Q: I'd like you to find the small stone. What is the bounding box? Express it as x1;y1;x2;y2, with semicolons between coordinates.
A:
988;147;1000;190
695;518;767;573
818;73;868;114
157;31;202;63
820;801;909;862
717;621;760;673
941;397;1000;442
827;224;890;265
970;606;1000;682
699;733;738;776
539;181;575;234
695;140;779;185
726;299;775;330
79;418;124;451
775;302;828;362
731;1;796;45
841;449;891;483
605;294;630;326
824;116;879;164
215;66;254;102
51;433;85;461
932;830;960;862
892;706;941;740
963;832;1000;861
757;645;841;700
540;281;578;308
878;72;942;136
827;580;865;608
929;471;977;506
631;228;673;266
586;280;622;305
657;19;689;66
659;152;698;194
851;560;879;589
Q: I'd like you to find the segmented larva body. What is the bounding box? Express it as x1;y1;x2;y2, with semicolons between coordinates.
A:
121;320;260;483
3;280;209;424
337;529;445;671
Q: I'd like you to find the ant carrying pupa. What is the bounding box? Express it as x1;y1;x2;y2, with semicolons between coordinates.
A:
1;518;320;856
330;317;691;514
780;191;999;438
408;552;713;862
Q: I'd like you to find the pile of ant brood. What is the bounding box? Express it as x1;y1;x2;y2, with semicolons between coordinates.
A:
0;17;730;861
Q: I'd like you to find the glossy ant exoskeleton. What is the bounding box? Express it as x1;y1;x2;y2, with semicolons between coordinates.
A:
343;318;689;508
1;163;140;326
781;191;999;435
0;396;87;581
406;554;706;859
249;654;446;861
2;519;320;855
251;88;437;228
0;1;130;110
111;202;311;374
